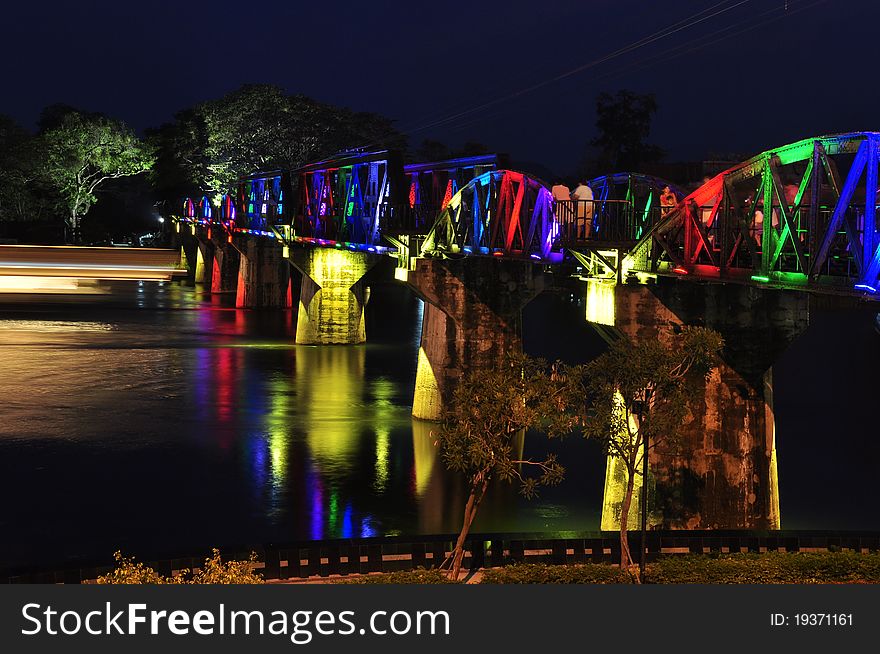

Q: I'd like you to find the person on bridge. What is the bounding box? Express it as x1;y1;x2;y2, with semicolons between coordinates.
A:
660;185;677;216
551;181;571;202
551;181;573;237
571;181;594;239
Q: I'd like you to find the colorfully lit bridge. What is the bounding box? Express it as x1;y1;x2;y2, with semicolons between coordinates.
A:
171;132;880;535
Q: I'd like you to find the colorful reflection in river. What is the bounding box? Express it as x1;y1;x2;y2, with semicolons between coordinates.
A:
185;333;454;540
0;282;606;570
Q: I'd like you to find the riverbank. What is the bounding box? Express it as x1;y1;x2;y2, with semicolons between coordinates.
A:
337;552;880;584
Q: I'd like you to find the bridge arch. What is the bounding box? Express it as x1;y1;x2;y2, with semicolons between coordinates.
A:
557;172;685;244
421;169;558;260
630;132;880;295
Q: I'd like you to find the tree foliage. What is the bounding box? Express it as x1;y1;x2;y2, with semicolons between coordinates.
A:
95;549;263;584
0;115;55;223
591;90;664;171
436;353;579;579
580;327;723;574
149;84;406;202
41;112;154;241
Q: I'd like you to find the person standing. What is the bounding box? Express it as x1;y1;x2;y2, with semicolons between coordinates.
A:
571;181;593;239
660;185;677;216
551;181;573;238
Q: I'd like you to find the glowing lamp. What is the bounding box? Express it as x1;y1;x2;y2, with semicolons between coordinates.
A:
854;283;878;293
751;275;771;283
671;265;688;275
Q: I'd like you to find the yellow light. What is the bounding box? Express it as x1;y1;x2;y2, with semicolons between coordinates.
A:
412;345;442;421
374;427;390;492
621;255;634;280
394;267;408;282
282;245;290;258
585;279;616;326
411;419;436;497
0;275;91;293
601;391;651;530
266;378;289;488
300;346;366;468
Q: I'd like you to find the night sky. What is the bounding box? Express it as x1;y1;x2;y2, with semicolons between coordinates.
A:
1;0;877;174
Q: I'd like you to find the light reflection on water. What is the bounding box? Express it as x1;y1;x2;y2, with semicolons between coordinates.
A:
0;281;601;570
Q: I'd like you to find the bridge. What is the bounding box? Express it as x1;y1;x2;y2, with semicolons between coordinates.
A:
171;132;879;535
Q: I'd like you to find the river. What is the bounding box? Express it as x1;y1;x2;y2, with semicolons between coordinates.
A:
0;279;878;571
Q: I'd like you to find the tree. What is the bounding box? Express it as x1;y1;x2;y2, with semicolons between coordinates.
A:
435;353;578;579
149;84;406;204
580;327;723;578
0;116;47;223
414;139;451;163
41;112;154;242
590;90;665;172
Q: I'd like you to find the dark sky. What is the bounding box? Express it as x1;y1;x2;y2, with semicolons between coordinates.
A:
2;0;876;174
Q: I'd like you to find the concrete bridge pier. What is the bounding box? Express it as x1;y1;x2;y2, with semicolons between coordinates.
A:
235;239;291;309
407;257;546;421
210;241;241;294
288;247;382;344
194;239;214;285
599;281;810;531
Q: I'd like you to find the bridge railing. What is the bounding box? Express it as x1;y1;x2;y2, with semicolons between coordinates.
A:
378;203;442;235
556;200;666;244
653;203;864;280
287;203;441;242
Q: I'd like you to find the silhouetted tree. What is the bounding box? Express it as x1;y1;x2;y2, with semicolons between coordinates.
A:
458;141;490;157
590;90;665;172
0;115;56;224
414;139;451;163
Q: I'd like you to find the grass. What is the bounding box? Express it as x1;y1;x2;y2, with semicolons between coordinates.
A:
333;552;880;584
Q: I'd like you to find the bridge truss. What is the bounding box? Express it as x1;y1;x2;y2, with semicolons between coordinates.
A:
420;170;558;260
629;132;880;296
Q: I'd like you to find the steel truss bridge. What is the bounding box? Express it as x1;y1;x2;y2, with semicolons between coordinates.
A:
177;131;880;300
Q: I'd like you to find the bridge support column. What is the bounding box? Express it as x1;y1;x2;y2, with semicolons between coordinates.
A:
235;238;291;309
210;242;240;294
408;257;545;421
194;240;214;285
288;247;380;344
600;281;809;530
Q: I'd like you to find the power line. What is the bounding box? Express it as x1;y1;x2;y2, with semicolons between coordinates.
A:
395;0;754;140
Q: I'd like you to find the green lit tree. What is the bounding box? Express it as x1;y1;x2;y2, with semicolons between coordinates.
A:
436;353;579;580
580;327;722;577
149;84;405;204
41;112;154;242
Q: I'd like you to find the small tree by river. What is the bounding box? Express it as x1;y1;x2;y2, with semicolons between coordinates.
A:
435;353;579;580
580;327;723;578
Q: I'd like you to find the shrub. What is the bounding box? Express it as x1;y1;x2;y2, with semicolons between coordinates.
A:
337;569;457;584
480;563;633;584
648;552;880;584
95;549;263;584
